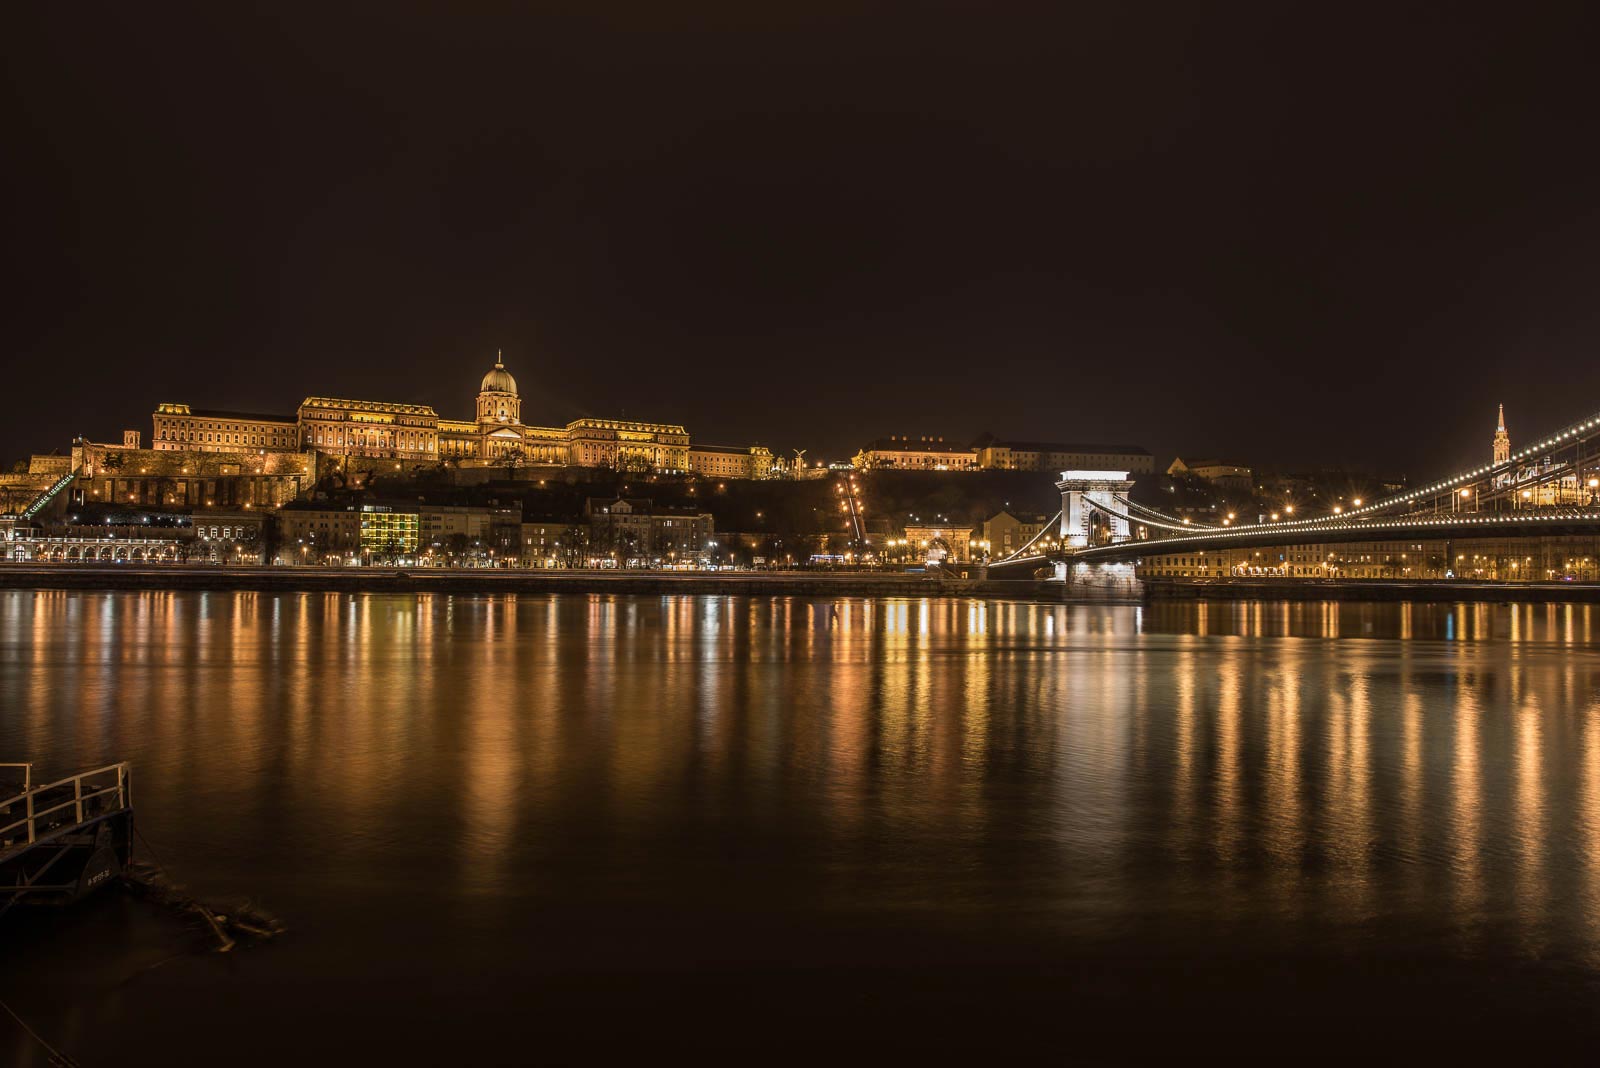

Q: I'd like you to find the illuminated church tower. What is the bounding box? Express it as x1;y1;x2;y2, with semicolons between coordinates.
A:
1492;403;1510;466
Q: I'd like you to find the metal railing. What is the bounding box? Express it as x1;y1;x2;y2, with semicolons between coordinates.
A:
0;762;132;857
19;470;78;521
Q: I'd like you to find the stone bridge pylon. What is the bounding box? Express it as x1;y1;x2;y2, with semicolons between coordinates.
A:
1056;470;1137;549
1050;469;1142;599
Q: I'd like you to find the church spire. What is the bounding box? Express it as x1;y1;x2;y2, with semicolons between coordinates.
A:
1493;403;1511;465
1497;402;1505;433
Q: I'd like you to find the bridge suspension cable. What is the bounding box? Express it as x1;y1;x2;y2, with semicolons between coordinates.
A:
1086;495;1210;535
995;510;1062;561
1110;494;1219;531
1289;407;1600;525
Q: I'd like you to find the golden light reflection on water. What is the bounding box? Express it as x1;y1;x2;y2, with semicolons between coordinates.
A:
2;591;1600;967
1451;686;1485;946
1584;707;1600;966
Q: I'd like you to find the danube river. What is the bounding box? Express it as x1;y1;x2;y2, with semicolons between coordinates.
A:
3;591;1600;1061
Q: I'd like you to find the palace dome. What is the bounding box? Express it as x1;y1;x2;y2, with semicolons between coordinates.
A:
480;355;517;395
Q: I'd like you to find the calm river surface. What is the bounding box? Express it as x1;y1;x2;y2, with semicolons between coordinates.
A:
4;590;1600;1061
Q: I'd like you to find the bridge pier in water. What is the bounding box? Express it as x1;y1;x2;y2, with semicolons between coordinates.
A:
1048;470;1145;599
1051;559;1145;601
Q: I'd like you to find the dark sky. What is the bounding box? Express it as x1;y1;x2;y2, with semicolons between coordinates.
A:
6;3;1600;479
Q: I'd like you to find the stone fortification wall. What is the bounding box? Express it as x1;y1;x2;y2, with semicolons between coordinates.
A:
69;442;320;510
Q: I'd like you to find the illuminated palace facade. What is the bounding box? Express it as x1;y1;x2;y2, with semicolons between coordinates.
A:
149;355;697;473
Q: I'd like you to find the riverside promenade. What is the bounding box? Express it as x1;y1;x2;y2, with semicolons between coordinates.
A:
2;565;1598;604
0;564;982;598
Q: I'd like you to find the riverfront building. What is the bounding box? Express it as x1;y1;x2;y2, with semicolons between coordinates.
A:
1138;535;1599;582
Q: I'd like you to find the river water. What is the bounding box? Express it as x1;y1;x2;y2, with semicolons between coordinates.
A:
3;590;1600;1061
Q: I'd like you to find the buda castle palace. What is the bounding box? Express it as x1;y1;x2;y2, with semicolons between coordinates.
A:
146;353;773;478
0;352;779;516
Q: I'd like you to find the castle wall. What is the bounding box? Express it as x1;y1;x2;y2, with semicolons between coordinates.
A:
70;442;318;511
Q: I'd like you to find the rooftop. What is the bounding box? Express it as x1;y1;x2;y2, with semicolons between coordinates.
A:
157;405;296;424
977;437;1150;456
300;397;438;417
863;437;974;454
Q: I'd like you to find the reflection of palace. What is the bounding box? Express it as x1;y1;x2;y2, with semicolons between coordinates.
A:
149;353;773;476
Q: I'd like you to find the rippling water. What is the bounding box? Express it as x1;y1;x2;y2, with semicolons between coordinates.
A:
3;591;1600;1061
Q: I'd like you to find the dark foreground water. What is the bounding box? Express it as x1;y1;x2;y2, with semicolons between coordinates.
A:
3;591;1600;1062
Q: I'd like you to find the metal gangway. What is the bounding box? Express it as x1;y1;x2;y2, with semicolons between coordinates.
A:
1;762;134;912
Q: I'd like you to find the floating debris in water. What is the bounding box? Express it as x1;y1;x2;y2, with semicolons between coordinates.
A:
124;861;286;951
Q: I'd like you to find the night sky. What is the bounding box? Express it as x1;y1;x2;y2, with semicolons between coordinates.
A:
6;4;1600;479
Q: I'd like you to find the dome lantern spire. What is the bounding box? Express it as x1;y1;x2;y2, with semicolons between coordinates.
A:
479;352;518;396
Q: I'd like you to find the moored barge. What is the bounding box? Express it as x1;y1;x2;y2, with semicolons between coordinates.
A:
1;762;133;914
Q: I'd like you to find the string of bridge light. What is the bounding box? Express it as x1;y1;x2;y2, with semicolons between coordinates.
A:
1110;494;1221;531
995;510;1063;561
998;414;1600;564
1102;496;1212;533
1246;410;1600;530
1074;508;1600;557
